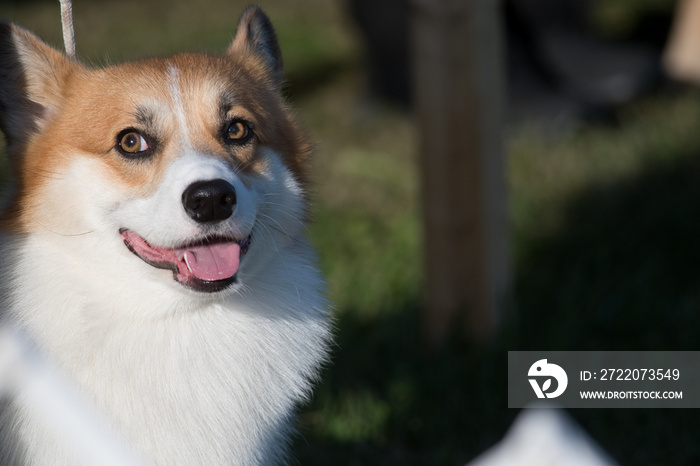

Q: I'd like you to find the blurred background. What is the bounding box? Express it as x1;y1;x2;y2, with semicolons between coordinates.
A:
1;0;700;464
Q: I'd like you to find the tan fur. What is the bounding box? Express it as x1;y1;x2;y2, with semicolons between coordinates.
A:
0;24;311;234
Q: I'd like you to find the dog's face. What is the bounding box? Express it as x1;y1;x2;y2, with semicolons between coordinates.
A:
0;7;311;294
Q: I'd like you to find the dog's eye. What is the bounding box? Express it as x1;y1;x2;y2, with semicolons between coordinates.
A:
117;130;149;155
225;120;252;143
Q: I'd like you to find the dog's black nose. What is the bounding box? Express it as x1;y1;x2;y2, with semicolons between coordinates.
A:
182;179;237;223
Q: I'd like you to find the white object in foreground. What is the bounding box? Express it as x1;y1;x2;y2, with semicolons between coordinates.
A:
0;327;146;466
468;406;618;466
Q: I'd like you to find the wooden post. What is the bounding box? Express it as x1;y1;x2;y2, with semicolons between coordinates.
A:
411;0;509;347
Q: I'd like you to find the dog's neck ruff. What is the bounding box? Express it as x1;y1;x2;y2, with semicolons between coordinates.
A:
0;231;330;465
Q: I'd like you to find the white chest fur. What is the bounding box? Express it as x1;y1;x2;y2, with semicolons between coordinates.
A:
0;234;330;466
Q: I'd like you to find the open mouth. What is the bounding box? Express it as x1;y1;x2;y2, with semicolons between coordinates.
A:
120;228;250;292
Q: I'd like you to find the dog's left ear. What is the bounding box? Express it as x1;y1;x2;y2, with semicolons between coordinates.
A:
227;6;283;86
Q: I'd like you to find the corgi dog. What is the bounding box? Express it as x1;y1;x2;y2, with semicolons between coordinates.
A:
0;6;330;465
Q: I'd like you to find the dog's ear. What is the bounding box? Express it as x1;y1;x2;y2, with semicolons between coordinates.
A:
0;22;77;150
227;6;283;86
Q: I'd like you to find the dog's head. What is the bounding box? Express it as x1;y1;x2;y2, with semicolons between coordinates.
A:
0;7;311;294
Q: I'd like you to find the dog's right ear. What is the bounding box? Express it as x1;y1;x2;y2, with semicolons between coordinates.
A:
228;6;283;87
0;22;78;150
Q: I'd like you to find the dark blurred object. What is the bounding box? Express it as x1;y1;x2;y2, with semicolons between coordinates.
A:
348;0;411;107
349;0;666;124
506;0;663;124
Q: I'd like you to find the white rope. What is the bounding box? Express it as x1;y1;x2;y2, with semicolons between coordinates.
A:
59;0;76;57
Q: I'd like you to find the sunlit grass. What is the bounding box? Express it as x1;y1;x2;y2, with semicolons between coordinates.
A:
509;90;700;258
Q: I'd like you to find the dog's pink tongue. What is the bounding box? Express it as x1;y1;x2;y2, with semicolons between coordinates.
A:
179;242;241;281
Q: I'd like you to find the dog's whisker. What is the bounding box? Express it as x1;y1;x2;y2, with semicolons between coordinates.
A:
256;213;297;241
38;222;94;237
258;202;307;224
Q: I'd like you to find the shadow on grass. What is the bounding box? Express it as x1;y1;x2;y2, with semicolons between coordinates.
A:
514;148;700;465
294;146;700;465
293;303;514;466
516;149;700;352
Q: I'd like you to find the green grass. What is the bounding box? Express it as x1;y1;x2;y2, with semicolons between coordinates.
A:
3;0;700;464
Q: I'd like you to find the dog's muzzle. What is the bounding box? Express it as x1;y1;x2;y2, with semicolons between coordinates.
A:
119;178;251;292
